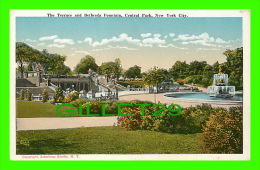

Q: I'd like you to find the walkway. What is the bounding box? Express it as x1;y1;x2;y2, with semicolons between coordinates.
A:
17;117;118;131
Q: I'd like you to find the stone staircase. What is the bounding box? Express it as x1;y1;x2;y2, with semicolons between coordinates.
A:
16;87;56;98
16;78;36;87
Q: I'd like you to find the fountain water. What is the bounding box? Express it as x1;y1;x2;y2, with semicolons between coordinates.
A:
208;74;235;98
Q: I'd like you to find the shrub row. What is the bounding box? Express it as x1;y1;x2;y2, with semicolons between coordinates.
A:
118;103;243;154
119;104;214;134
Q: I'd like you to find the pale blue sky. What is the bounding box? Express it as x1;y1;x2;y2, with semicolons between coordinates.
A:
16;17;242;71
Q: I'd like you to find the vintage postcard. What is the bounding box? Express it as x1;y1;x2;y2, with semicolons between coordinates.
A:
10;10;250;160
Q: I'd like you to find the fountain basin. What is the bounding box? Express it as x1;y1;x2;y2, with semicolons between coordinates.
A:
164;92;243;104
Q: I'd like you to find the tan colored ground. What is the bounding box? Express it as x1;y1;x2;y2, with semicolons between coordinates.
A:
17;117;118;131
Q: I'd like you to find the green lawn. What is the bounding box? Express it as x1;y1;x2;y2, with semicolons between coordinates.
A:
17;101;79;118
17;126;203;154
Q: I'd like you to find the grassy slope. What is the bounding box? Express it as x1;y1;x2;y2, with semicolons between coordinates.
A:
17;126;203;154
17;101;80;118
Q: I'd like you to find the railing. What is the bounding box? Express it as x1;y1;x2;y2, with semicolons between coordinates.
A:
49;83;58;91
114;83;127;90
127;87;149;92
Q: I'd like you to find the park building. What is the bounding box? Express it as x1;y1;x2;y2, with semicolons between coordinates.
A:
16;69;125;101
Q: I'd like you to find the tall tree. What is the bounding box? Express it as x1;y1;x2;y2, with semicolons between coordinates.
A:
97;59;123;79
143;67;166;93
189;60;207;75
224;47;243;89
16;43;37;78
74;55;98;74
169;61;189;80
125;65;141;78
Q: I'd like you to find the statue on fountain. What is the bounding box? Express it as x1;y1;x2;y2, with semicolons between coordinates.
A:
208;65;235;98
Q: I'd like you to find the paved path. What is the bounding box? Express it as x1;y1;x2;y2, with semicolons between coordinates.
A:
17;117;118;131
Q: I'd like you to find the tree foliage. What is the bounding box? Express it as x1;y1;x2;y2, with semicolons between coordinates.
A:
16;43;71;76
143;67;166;90
169;61;189;79
74;55;98;74
224;47;243;89
202;107;243;153
169;47;243;89
20;89;25;100
125;65;141;78
97;59;123;78
16;43;41;78
26;90;32;101
54;87;64;103
42;89;49;102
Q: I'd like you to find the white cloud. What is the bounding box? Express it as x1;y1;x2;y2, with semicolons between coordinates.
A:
169;33;175;37
39;35;58;41
75;50;90;55
218;44;233;48
108;45;137;50
48;44;65;48
84;38;93;45
215;38;230;44
93;45;138;52
37;42;45;46
92;47;111;52
174;32;214;42
164;36;168;39
176;32;217;47
142;37;165;45
91;33;141;47
230;39;242;43
182;40;216;47
119;33;128;38
153;34;161;38
54;38;75;45
141;33;152;38
77;41;83;44
139;43;153;47
25;39;37;42
158;44;187;50
197;48;220;51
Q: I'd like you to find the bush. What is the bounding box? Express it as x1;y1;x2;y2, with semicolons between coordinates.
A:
202;106;243;153
54;87;64;103
118;103;214;134
184;75;203;85
70;98;89;106
20;89;25;100
42;89;49;102
118;103;226;135
26;90;32;101
176;79;185;85
63;92;79;103
118;107;144;130
141;104;214;134
57;96;64;103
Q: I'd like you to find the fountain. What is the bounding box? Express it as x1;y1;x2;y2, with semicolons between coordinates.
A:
208;74;235;98
164;64;242;103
